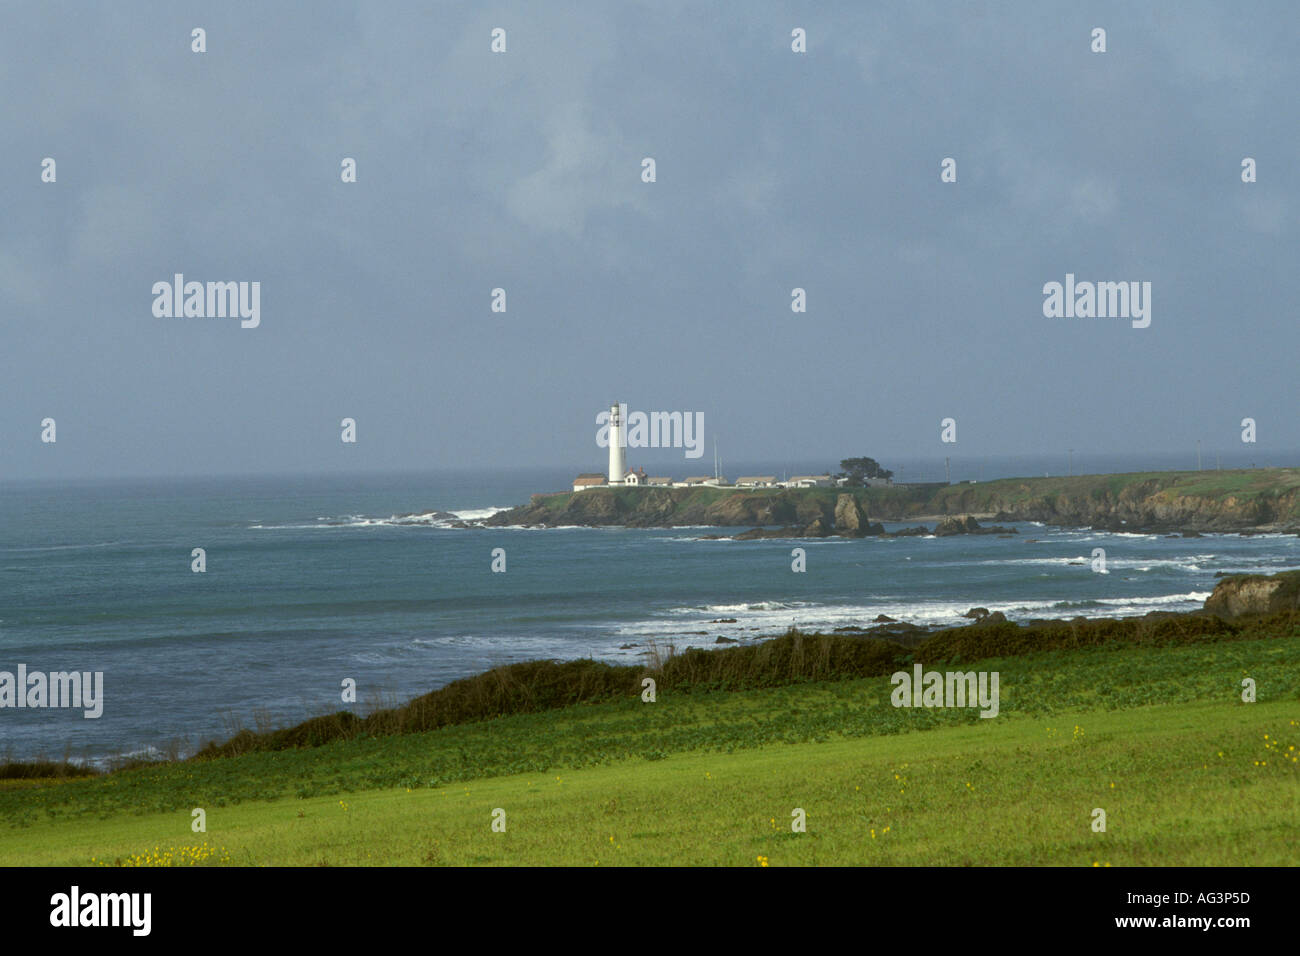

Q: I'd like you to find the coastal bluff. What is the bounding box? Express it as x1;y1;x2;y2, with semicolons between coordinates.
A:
479;468;1300;534
1204;570;1300;617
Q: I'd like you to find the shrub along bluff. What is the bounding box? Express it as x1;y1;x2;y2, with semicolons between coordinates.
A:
474;468;1300;536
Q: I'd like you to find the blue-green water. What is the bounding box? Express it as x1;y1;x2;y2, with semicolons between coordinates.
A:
1;468;1296;765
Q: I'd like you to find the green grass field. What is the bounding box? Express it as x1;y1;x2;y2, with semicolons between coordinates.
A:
1;632;1296;866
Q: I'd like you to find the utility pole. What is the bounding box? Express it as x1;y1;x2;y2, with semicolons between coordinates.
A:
1197;440;1202;471
1068;449;1073;477
944;456;951;484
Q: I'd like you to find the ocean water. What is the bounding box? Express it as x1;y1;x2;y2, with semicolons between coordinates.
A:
1;465;1297;765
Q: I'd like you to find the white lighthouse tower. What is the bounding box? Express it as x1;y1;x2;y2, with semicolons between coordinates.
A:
607;401;626;485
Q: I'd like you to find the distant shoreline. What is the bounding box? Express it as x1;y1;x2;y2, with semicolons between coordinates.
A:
472;466;1300;536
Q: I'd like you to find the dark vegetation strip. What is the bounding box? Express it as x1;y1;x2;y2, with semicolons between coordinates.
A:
0;761;97;781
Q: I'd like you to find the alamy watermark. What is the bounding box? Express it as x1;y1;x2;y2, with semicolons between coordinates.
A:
890;664;999;718
596;404;704;459
1043;274;1150;328
152;274;260;328
50;886;150;936
0;665;103;718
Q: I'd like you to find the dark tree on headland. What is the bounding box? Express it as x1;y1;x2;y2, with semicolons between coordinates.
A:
837;457;894;486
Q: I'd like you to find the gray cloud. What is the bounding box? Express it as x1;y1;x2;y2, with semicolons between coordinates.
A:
1;0;1296;479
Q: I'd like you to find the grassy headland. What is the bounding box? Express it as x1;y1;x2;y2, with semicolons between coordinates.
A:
481;467;1300;533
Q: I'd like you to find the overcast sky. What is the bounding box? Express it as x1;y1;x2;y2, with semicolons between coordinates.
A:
2;1;1297;480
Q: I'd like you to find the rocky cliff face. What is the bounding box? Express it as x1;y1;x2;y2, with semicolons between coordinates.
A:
925;471;1300;532
1204;570;1300;617
483;469;1300;533
484;487;843;529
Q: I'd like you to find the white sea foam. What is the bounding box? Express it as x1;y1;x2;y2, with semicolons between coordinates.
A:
1211;563;1300;575
1094;591;1212;607
491;524;590;531
944;554;1220;572
0;541;123;553
607;590;1214;643
252;506;511;530
664;601;811;615
451;506;511;520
